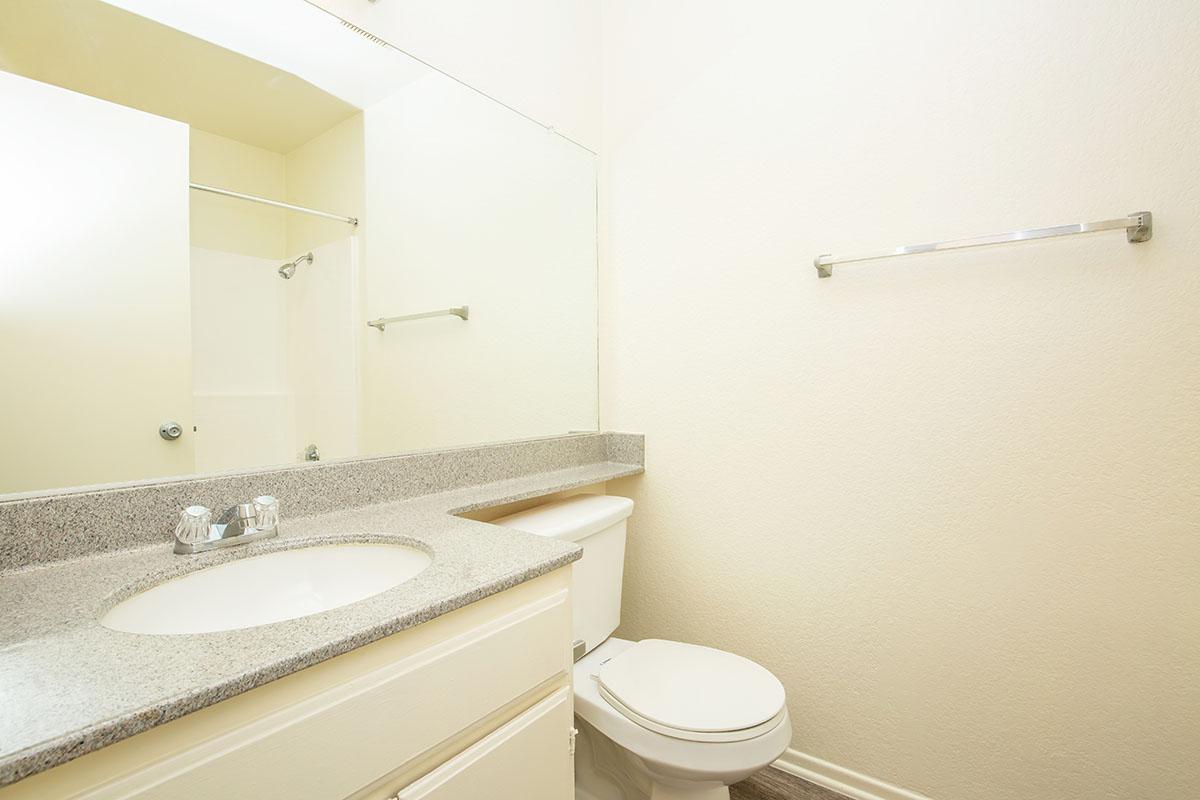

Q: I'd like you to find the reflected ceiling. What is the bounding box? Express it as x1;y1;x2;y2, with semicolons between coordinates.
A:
0;0;357;153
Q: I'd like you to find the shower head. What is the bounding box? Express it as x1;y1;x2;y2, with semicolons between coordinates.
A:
278;252;313;280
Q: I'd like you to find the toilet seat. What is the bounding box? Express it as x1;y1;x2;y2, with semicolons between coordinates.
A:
594;639;787;743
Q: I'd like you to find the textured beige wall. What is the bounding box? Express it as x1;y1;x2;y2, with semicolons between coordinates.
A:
598;2;1200;799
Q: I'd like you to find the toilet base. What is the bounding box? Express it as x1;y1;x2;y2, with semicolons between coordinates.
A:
575;717;736;800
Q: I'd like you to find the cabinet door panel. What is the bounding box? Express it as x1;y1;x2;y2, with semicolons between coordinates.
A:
396;687;573;800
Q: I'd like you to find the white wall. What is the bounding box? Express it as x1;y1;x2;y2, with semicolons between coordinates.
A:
311;0;601;152
285;237;360;462
361;72;598;454
285;113;364;257
282;120;363;464
189;247;293;473
189;129;287;260
599;3;1200;800
189;238;358;471
188;134;293;473
189;248;289;396
0;71;194;493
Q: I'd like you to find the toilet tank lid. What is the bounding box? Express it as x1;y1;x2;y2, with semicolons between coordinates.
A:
491;495;633;542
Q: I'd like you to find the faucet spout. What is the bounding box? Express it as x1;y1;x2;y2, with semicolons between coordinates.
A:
214;503;258;538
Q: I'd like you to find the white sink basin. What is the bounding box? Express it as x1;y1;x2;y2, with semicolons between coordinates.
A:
102;543;431;635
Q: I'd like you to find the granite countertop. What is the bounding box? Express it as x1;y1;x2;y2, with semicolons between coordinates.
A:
0;459;641;787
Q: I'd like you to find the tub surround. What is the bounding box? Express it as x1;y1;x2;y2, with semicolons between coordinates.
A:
0;432;643;787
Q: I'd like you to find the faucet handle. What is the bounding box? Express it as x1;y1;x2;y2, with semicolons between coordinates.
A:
175;505;212;544
253;495;280;531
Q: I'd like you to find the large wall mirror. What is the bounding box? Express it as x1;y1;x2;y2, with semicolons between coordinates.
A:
0;0;598;496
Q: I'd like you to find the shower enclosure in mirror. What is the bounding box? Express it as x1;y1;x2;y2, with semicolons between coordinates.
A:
0;0;598;495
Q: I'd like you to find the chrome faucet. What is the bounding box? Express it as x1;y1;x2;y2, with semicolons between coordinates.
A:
173;496;280;554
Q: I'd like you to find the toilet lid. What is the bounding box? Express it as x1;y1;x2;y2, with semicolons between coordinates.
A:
595;639;786;742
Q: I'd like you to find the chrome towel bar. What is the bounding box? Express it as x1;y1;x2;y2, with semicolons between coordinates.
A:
814;211;1152;278
367;306;469;331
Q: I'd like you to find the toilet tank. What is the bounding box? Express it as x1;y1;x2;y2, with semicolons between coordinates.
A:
492;494;633;656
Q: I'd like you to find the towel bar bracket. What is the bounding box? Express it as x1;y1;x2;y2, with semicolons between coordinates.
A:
1126;210;1153;244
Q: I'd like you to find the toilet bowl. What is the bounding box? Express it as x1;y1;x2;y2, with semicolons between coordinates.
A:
492;495;790;800
574;638;791;800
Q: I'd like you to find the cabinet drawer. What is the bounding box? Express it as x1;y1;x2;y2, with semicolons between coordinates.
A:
81;588;570;800
395;687;573;800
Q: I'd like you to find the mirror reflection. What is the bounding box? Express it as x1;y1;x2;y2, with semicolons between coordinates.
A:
0;0;598;495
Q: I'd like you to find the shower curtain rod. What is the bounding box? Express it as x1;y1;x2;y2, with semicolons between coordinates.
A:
188;182;358;226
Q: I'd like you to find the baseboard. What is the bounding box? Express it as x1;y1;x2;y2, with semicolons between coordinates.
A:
772;748;936;800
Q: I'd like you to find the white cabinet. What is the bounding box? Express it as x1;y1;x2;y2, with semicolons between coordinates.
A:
1;570;575;800
392;688;573;800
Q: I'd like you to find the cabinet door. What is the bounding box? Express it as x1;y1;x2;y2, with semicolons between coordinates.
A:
395;687;573;800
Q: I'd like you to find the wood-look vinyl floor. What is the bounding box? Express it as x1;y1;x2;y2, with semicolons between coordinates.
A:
730;767;851;800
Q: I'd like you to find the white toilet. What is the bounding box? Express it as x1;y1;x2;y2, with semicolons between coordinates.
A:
493;495;791;800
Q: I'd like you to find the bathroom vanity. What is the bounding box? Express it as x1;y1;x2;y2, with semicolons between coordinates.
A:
2;572;574;800
0;434;644;800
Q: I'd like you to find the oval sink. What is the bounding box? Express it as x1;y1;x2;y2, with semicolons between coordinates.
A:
102;543;431;635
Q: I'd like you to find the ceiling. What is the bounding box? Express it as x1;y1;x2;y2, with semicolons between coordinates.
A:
0;0;362;153
103;0;434;112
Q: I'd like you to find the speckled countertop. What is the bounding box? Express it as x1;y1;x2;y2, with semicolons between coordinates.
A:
0;458;642;787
